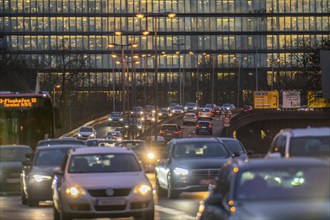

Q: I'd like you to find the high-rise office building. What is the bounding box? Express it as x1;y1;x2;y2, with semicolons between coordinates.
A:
1;0;329;108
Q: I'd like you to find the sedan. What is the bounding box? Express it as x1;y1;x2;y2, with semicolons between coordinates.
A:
196;120;213;135
52;147;154;220
0;145;32;192
76;126;97;140
198;157;330;220
182;113;198;125
21;144;85;206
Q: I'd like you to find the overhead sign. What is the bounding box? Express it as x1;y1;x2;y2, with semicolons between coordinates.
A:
254;91;279;109
282;91;300;108
307;91;330;108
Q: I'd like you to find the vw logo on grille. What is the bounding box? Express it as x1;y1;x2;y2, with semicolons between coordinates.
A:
105;188;114;196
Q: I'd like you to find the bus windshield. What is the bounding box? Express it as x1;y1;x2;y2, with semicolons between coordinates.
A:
0;92;54;148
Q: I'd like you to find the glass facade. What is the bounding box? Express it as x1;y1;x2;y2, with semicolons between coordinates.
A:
1;0;329;106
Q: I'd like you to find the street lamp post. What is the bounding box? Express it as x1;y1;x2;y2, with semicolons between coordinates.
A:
173;43;185;105
52;84;61;137
234;56;247;107
267;58;280;91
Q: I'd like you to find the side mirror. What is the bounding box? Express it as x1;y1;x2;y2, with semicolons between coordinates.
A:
53;167;64;176
232;151;240;157
26;153;33;159
22;160;32;166
247;150;254;155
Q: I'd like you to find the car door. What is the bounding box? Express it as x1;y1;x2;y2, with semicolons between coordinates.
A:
156;142;172;188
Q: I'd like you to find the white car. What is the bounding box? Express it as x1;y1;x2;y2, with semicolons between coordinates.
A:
76;126;97;140
182;113;198;125
265;127;330;158
52;147;154;220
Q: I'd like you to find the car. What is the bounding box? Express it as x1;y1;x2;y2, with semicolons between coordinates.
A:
155;138;235;199
158;108;172;119
0;145;32;192
197;157;330;220
131;106;144;117
159;124;183;141
197;108;213;120
204;104;217;116
52;147;154;220
217;137;253;161
108;112;124;126
241;104;253;112
182;112;198;125
265;127;330;159
116;140;157;172
85;138;117;147
105;130;123;141
37;137;85;147
169;103;179;112
124;118;144;136
144;112;156;124
145;105;156;114
76;126;97;140
221;103;236;111
172;105;184;115
21;144;85;206
184;102;198;112
196;120;213;135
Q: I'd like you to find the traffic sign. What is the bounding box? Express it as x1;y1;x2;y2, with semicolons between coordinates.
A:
254;91;279;109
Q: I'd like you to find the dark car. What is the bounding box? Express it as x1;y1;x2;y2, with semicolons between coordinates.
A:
21;144;85;206
108;111;124;126
218;137;253;161
0;145;32;192
241;104;253;112
155;138;234;199
196;120;213;135
198;157;330;220
159;124;183;141
85;138;117;147
37;137;85;147
159;108;172;119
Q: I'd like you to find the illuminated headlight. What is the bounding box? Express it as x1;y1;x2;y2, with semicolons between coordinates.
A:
172;110;175;113
173;167;189;175
109;118;113;121
140;112;143;115
89;133;96;137
152;110;156;113
124;125;129;128
131;111;134;114
65;185;86;198
159;113;162;116
184;107;188;110
138;125;143;129
193;106;197;110
151;118;155;121
147;152;155;160
77;133;82;137
140;118;145;121
119;118;123;121
134;184;152;195
33;174;52;182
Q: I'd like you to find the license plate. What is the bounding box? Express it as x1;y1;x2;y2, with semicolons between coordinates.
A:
7;178;20;183
96;198;126;206
202;127;206;129
200;179;213;185
167;133;172;135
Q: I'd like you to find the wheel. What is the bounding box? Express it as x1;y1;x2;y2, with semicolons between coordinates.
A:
53;206;60;220
21;188;27;205
167;176;179;199
155;175;166;197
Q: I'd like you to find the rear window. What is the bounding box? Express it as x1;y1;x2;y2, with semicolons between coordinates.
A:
198;121;211;126
35;147;72;166
289;136;330;157
0;147;32;162
161;125;179;131
68;153;142;173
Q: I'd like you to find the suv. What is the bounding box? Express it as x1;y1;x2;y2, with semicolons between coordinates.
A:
184;102;198;112
76;126;97;140
159;124;183;141
196;120;213;135
155;138;234;199
108;112;124;126
52;147;154;220
265;127;330;158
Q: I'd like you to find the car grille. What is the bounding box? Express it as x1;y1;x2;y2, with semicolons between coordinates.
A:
190;169;219;178
87;188;131;197
94;205;127;211
9;172;21;178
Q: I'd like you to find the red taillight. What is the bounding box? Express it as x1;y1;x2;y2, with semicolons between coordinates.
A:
208;125;212;129
196;125;201;128
193;116;197;119
173;131;179;134
160;131;165;135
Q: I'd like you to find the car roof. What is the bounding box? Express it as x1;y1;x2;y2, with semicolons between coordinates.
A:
0;145;32;149
280;127;330;137
69;146;133;155
235;157;329;170
36;144;86;150
170;137;220;144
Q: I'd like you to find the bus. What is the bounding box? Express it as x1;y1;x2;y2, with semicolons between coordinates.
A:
0;92;58;148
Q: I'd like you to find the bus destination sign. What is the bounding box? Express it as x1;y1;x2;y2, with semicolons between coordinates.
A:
0;97;39;108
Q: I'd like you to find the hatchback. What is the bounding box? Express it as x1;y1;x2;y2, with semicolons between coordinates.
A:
196;120;213;135
159;124;183;141
183;113;198;125
76;126;97;140
52;147;154;220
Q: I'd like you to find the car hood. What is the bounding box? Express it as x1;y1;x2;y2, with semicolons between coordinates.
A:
0;161;24;170
66;172;149;188
172;157;230;170
31;165;58;176
230;200;330;220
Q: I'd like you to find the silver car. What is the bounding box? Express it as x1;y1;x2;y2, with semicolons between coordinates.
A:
53;147;154;220
182;113;198;125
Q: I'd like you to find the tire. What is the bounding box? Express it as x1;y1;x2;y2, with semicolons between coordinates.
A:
155;175;166;197
167;176;179;199
27;196;39;207
21;189;27;205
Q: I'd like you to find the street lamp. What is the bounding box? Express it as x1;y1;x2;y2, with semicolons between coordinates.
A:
173;43;185;105
53;84;61;106
267;58;280;91
234;56;247;107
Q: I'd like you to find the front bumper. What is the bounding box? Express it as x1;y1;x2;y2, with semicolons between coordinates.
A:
59;190;154;219
27;179;53;201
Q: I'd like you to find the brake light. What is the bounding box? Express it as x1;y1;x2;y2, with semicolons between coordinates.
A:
173;131;179;134
208;125;212;129
196;125;201;128
160;131;165;135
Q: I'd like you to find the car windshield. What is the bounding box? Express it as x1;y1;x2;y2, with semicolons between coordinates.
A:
198;121;211;126
235;166;330;200
38;140;83;146
110;112;122;117
34;148;72;166
289;136;330;157
68;153;142;173
0;147;32;162
173;142;229;158
186;103;196;106
118;142;147;151
162;125;178;131
86;140;116;147
222;140;245;154
80;127;93;132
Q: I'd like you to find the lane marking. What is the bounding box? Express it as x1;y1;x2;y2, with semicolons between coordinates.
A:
155;205;196;219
